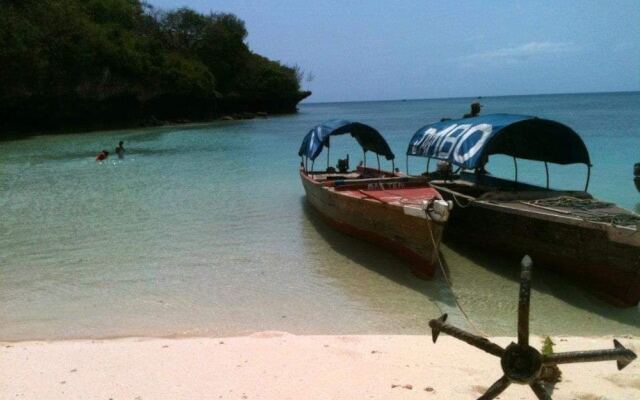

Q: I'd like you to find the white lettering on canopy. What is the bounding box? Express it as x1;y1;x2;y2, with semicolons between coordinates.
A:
453;124;492;165
436;124;471;159
412;123;493;167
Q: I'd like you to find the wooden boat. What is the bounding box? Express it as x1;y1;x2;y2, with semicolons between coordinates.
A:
299;120;452;278
406;114;640;307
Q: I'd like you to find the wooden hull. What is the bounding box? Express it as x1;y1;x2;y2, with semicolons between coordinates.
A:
300;170;446;278
436;187;640;307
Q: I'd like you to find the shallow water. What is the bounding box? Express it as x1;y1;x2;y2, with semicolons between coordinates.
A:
1;92;639;341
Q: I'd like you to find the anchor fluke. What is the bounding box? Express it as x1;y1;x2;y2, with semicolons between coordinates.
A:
429;313;448;343
613;339;637;370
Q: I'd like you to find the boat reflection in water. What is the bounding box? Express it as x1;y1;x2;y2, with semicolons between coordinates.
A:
406;114;640;307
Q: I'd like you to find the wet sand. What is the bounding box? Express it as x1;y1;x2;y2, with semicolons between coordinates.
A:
2;333;638;400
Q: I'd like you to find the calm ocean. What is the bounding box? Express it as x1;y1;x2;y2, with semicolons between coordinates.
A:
1;92;639;341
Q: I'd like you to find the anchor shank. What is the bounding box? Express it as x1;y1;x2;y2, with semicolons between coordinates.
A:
429;318;504;358
543;348;636;366
518;261;532;346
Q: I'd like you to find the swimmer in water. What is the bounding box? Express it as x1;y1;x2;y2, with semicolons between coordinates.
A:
115;141;125;159
96;150;109;161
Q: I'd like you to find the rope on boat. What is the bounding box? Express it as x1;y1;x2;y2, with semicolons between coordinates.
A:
530;196;614;210
526;196;640;228
426;222;489;337
450;191;473;209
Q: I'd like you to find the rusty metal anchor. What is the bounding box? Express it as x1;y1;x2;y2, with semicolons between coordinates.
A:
429;255;637;400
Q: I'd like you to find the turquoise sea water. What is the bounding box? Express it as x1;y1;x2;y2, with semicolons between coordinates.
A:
1;92;639;341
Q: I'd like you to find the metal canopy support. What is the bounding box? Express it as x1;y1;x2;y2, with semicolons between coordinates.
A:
326;136;330;170
585;165;591;192
428;255;637;400
392;159;395;172
363;151;367;168
405;155;409;174
427;157;431;173
376;154;381;171
545;162;549;189
513;157;518;183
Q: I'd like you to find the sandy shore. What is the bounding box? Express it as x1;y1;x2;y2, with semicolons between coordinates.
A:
1;332;638;400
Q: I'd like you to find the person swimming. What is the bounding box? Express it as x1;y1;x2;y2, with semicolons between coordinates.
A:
96;150;109;161
115;141;125;159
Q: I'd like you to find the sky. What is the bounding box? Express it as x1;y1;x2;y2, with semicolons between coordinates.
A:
149;0;640;103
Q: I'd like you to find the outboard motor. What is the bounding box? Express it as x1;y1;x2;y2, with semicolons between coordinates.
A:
634;163;640;192
337;154;349;173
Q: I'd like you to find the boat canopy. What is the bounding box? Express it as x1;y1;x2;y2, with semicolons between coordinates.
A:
406;114;591;169
298;119;395;161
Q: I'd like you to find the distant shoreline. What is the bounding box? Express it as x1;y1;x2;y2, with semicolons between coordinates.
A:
0;103;306;142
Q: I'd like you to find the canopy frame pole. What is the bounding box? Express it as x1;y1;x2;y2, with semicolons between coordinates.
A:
392;159;395;172
376;154;381;171
326;137;330;170
406;155;409;175
585;165;591;192
544;161;549;189
513;157;518;185
363;151;367;169
427;157;431;174
311;160;315;173
305;156;308;173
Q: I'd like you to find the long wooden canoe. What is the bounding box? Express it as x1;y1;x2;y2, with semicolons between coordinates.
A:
431;174;640;307
301;167;450;278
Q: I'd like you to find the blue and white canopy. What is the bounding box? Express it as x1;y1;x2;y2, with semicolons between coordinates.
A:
406;114;590;169
298;119;395;161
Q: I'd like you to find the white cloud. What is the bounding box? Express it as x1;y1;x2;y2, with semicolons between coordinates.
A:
463;41;579;65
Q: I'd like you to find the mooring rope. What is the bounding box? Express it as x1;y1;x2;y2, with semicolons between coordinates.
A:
450;191;473;209
426;220;489;337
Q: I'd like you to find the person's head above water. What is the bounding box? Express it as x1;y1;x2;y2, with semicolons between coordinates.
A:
119;141;124;147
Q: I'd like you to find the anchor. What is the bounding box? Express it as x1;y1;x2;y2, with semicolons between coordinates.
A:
429;255;637;400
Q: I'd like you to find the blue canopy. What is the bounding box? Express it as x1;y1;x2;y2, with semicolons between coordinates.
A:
298;119;395;161
406;114;591;169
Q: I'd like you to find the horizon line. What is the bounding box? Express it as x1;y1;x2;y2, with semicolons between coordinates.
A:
301;89;640;106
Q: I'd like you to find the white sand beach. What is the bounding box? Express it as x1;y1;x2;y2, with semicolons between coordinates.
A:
2;333;638;400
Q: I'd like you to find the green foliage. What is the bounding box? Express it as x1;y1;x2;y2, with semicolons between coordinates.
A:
541;336;555;356
540;336;562;383
239;54;301;96
0;0;307;134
